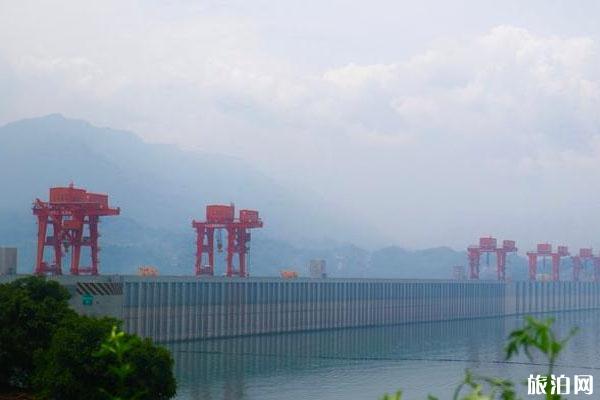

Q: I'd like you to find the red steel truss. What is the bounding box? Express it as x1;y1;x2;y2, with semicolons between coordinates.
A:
467;237;517;281
33;184;119;276
192;204;263;277
527;243;570;281
572;248;594;282
551;246;569;281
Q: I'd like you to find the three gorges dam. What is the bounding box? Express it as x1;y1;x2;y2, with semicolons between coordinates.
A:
3;184;600;342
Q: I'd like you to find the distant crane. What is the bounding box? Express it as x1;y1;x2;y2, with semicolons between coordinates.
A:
192;204;263;277
526;243;569;281
467;236;517;281
572;248;594;281
550;246;569;281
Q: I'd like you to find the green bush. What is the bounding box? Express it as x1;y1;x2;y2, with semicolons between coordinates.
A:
95;326;177;400
33;315;176;400
0;277;176;399
32;314;118;400
0;277;74;389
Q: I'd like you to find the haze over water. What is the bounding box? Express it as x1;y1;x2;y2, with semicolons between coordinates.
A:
168;310;600;399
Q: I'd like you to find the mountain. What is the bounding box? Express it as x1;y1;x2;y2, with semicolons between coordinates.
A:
0;114;373;239
0;114;471;278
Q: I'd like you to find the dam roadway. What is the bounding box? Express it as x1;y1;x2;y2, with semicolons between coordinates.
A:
4;275;600;342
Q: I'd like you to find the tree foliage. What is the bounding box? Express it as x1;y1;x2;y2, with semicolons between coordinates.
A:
0;277;74;389
33;316;176;400
95;326;176;400
506;316;578;377
120;334;176;400
504;317;578;400
381;316;577;400
32;314;118;400
0;277;176;399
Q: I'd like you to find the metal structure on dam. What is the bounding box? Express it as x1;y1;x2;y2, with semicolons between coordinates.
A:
15;185;600;343
12;275;598;342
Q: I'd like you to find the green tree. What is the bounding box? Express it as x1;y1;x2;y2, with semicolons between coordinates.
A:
0;277;74;390
505;316;578;400
96;326;176;400
33;316;176;400
32;314;118;400
122;335;176;400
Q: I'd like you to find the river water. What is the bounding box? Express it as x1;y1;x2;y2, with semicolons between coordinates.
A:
167;310;600;399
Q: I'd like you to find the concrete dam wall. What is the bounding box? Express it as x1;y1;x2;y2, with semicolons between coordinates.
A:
122;278;503;342
119;277;600;342
4;275;600;342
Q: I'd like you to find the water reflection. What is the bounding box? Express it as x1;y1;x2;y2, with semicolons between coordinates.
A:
168;311;600;400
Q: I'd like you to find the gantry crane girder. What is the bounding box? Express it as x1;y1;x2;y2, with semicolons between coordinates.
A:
572;248;595;282
467;237;517;281
526;244;569;281
32;184;119;276
192;204;263;277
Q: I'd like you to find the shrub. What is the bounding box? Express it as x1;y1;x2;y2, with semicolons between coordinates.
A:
0;277;74;390
33;317;176;400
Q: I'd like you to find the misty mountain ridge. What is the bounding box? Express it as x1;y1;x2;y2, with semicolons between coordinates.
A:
1;114;474;278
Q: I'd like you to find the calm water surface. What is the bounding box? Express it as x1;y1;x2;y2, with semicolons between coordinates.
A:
167;311;600;399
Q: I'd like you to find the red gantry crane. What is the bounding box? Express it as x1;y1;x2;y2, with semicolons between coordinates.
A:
33;184;120;276
192;204;263;277
467;237;517;281
527;243;569;281
526;243;551;281
551;246;569;281
572;248;594;282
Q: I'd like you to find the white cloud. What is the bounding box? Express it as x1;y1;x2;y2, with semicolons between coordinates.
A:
2;1;600;248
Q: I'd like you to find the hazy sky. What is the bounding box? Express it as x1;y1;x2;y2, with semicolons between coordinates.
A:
2;1;600;250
